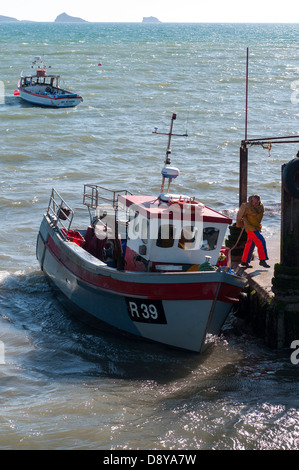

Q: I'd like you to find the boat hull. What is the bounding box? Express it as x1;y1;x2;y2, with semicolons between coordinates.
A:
18;87;82;108
36;215;245;352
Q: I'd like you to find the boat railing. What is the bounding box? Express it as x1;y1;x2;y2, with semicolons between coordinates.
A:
83;184;131;218
83;185;132;239
47;188;74;239
83;184;131;208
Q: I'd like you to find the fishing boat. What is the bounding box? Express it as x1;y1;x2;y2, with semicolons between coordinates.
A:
16;57;83;108
36;114;246;352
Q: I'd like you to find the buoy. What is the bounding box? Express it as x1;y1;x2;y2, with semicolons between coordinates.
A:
14;89;20;96
98;62;102;66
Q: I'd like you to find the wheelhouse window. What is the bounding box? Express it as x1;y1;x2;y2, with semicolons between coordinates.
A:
201;227;219;251
141;219;149;244
178;225;198;250
129;211;149;243
156;224;175;248
132;211;139;236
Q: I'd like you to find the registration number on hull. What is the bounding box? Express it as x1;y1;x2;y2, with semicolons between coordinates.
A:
126;298;167;324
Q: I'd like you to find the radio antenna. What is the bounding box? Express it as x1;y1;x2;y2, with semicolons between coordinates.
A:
153;113;188;193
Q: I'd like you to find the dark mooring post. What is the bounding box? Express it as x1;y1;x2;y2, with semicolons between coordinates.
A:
225;142;248;260
239;144;248;206
280;157;299;266
272;156;299;347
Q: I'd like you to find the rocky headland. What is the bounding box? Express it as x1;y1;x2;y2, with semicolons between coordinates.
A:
142;16;161;23
0;15;19;21
54;12;87;22
0;12;88;22
0;13;160;23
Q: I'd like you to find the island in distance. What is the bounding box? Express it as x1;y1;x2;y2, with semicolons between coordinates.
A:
0;14;19;21
54;12;87;22
142;16;161;23
0;12;87;22
0;12;161;23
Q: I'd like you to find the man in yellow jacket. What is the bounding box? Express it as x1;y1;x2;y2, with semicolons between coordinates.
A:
236;194;270;269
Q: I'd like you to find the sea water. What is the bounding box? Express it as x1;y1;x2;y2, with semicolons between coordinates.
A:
0;21;299;450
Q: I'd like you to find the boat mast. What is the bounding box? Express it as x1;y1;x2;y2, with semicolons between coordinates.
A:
153;113;188;193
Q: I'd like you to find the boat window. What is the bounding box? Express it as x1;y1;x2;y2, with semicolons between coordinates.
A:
156;224;175;248
201;227;219;251
132;211;139;235
178;226;198;250
141;219;149;244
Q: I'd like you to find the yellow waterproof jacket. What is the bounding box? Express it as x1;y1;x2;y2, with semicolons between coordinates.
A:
236;197;264;232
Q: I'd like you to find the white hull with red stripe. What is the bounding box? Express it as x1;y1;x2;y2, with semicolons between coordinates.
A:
36;212;245;353
18;86;82;108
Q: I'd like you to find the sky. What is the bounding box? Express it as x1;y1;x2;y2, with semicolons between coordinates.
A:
1;0;299;23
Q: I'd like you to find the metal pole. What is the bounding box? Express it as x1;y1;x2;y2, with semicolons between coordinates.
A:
153;113;188;193
165;113;176;165
245;47;249;141
243;134;299;143
161;113;176;193
239;49;249;206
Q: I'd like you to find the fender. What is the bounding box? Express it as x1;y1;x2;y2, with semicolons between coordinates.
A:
282;158;299;199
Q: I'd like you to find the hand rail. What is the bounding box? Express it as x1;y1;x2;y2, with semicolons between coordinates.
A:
83;184;132;226
83;184;131;209
47;188;74;238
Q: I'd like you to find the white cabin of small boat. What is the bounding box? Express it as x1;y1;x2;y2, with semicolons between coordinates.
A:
19;72;60;90
117;192;232;272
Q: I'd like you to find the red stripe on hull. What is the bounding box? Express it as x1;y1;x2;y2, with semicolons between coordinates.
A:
46;235;241;302
20;88;81;101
